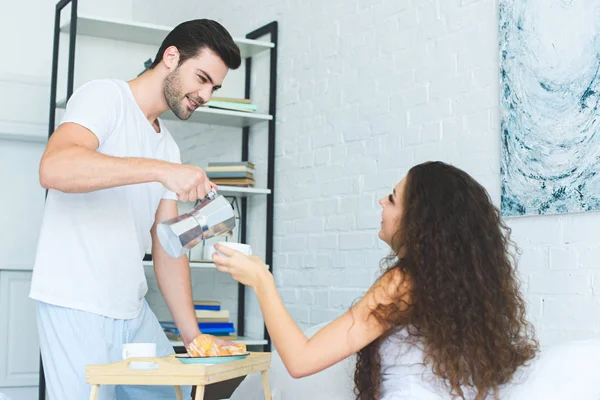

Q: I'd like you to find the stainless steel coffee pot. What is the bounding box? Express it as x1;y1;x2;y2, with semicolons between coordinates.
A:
157;189;235;258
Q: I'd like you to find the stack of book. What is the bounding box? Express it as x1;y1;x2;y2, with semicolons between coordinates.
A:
161;300;237;341
203;97;258;113
193;300;236;339
207;161;255;187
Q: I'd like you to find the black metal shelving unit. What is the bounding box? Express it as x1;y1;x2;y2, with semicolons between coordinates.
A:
40;1;277;398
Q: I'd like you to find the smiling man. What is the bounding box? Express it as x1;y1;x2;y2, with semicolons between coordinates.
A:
29;19;241;400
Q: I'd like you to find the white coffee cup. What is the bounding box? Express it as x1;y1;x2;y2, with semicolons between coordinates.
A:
209;242;253;258
122;343;157;370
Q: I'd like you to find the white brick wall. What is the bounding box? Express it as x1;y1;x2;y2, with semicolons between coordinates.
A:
136;0;600;345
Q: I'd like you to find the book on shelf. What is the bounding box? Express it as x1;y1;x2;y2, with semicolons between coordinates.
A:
196;317;230;323
211;178;255;187
206;171;254;179
164;331;239;342
204;99;257;113
211;335;238;340
208;161;255;168
194;304;220;311
197;322;234;329
207;167;255;175
137;58;152;77
207;161;256;187
211;97;252;104
208;161;254;168
199;326;236;334
193;300;220;306
160;321;235;334
161;298;240;341
195;309;230;319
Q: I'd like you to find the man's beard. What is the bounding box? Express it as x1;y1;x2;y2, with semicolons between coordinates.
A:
163;68;196;120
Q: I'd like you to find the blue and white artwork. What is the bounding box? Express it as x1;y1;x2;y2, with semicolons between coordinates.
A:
499;0;600;216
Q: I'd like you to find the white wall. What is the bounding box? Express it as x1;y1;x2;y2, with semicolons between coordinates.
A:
134;0;600;346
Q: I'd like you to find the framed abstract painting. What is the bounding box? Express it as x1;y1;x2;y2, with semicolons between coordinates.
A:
499;0;600;216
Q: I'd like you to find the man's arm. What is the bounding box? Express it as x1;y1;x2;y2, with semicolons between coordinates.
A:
40;122;212;202
151;199;201;347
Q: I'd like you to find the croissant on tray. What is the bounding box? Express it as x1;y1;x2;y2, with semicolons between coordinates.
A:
187;334;247;357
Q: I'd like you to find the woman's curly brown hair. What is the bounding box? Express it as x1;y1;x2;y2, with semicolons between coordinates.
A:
354;161;539;399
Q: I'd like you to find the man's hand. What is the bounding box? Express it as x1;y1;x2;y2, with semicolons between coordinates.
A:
185;333;235;349
186;333;245;357
182;328;203;350
159;163;216;202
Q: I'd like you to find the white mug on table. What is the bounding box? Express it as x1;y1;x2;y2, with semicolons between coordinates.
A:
122;343;157;370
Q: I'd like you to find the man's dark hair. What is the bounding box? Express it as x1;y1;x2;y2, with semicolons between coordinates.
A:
150;19;241;70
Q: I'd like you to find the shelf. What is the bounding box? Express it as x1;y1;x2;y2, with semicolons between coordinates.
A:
217;186;271;196
0;121;48;143
56;98;272;128
163;107;272;127
60;16;274;58
40;12;276;400
144;260;270;268
170;337;268;347
0;132;47;143
143;260;216;268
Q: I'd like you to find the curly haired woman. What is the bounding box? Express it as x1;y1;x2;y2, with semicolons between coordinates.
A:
212;161;539;399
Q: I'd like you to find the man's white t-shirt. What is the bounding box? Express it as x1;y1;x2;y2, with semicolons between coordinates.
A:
29;79;181;319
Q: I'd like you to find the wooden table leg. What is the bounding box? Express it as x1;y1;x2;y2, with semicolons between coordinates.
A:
175;385;183;400
89;384;100;400
262;370;272;400
194;384;205;400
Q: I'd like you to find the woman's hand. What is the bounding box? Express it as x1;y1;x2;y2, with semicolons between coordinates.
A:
211;243;271;290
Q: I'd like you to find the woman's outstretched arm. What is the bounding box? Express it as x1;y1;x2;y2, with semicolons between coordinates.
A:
212;244;408;378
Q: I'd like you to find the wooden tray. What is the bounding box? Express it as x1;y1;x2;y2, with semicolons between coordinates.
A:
86;352;271;400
